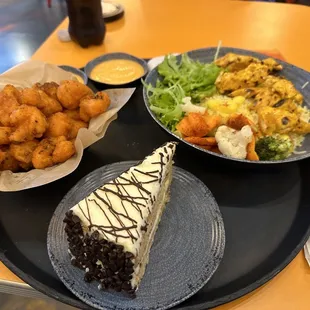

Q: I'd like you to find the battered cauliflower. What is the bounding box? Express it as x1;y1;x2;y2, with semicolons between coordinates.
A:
215;125;253;159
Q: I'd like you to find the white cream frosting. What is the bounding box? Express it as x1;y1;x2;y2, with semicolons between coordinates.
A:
71;142;176;256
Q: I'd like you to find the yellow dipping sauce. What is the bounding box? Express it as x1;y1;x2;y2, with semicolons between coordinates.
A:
73;74;85;84
90;59;145;84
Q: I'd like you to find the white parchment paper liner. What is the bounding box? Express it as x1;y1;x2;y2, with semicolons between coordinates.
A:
0;60;135;191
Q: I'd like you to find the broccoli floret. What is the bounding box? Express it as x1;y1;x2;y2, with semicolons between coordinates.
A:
255;135;293;161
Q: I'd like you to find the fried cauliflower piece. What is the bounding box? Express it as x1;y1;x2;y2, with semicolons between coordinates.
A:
18;161;33;171
63;109;81;121
32;136;75;169
45;112;71;138
0;92;20;126
52;140;76;164
45;112;88;139
36;82;59;101
35;88;63;116
0;127;12;145
32;138;57;169
2;84;21;102
0;148;19;172
68;119;88;139
9;105;48;142
57;80;93;110
79;91;110;122
215;125;253;160
19;88;42;106
10;140;39;166
176;113;221;137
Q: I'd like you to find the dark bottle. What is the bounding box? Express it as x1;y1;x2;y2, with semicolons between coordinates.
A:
66;0;106;48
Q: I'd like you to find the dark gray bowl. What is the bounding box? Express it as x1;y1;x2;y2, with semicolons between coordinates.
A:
143;47;310;164
59;65;88;84
85;52;148;87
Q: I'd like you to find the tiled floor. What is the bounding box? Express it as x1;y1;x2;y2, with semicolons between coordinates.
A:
0;0;67;73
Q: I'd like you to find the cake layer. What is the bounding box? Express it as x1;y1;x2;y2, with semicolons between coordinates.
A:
131;167;173;286
64;142;176;295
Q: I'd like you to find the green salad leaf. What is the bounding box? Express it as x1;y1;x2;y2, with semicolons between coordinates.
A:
143;81;185;132
144;54;222;131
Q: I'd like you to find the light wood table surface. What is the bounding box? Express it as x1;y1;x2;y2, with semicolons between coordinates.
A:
32;0;310;71
2;0;310;309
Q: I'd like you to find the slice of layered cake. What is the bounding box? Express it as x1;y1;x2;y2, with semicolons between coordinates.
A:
64;142;176;296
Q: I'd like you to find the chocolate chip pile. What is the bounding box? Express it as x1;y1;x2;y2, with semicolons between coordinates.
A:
64;210;136;295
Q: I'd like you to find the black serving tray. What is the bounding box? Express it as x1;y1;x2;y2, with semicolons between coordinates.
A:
0;84;310;310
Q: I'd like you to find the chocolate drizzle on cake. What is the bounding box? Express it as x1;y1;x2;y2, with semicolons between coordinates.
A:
152;152;165;183
75;143;175;244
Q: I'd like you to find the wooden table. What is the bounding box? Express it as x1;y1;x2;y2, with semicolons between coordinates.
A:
32;0;310;71
2;0;310;309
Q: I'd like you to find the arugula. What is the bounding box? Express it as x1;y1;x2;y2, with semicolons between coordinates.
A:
144;54;222;131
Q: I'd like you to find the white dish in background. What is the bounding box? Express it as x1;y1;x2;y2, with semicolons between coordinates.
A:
102;2;117;14
147;53;180;71
101;1;124;19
